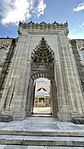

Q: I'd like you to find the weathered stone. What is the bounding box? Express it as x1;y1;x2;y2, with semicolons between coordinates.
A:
0;22;83;121
0;117;84;147
0;114;13;122
72;117;84;124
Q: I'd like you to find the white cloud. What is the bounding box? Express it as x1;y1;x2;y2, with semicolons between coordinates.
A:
68;22;84;39
0;0;46;25
34;0;46;17
74;3;84;12
79;22;84;30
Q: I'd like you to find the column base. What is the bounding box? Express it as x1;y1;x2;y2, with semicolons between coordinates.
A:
13;110;26;120
57;105;71;121
72;117;84;124
0;113;13;122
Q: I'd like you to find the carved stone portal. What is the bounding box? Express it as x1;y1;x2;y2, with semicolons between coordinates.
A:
0;22;84;121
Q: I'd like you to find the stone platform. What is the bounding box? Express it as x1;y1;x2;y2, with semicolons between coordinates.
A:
0;116;84;148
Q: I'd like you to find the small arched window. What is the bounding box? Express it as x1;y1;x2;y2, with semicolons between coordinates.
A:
79;47;84;65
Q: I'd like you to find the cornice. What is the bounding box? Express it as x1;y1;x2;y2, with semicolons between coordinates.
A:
19;21;68;30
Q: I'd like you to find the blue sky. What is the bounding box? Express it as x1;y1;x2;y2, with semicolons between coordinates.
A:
0;0;84;39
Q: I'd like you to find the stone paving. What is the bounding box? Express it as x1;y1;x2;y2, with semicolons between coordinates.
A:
0;116;84;148
0;116;84;132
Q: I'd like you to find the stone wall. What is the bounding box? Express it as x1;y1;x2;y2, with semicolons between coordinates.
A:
75;39;84;49
0;38;12;74
0;38;17;99
0;22;84;121
70;39;84;92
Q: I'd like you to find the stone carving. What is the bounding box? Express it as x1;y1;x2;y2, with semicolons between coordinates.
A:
31;38;54;65
18;21;69;35
0;22;83;122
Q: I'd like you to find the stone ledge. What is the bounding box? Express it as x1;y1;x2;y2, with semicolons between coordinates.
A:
72;117;84;124
0;135;84;146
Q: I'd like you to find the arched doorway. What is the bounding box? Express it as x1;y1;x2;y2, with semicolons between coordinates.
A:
26;38;58;117
32;77;51;115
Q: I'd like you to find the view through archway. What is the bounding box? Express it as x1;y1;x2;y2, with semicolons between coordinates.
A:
33;78;52;115
25;38;58;117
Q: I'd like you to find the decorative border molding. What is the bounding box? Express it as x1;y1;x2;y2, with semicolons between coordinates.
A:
18;21;69;35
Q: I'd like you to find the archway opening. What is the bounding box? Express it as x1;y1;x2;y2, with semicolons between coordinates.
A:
26;38;58;117
33;77;52;115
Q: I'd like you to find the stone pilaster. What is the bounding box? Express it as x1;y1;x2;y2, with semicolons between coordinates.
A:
26;78;34;117
0;34;31;120
54;34;71;121
59;32;84;119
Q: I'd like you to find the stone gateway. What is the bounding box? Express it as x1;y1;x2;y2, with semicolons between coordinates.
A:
0;22;84;121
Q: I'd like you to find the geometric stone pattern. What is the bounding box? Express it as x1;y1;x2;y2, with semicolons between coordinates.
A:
0;21;84;121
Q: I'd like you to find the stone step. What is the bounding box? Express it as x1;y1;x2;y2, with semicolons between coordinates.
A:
0;145;84;149
0;134;84;147
0;130;84;137
0;117;84;147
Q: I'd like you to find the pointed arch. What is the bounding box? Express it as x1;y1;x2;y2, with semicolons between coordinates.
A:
27;38;58;117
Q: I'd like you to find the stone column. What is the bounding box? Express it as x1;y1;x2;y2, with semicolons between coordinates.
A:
26;78;34;117
31;81;35;114
51;79;58;117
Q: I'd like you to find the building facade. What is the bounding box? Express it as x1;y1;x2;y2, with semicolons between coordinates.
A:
0;22;84;121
